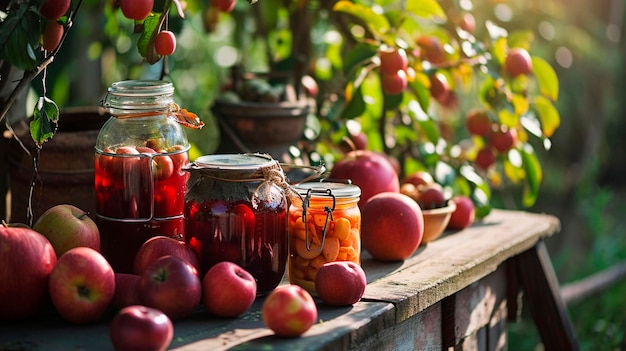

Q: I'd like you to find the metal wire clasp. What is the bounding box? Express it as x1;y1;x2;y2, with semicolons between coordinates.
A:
302;188;336;252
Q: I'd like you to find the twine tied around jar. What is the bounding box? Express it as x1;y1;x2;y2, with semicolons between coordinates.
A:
100;101;205;130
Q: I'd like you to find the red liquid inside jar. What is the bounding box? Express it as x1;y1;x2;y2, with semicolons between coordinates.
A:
183;154;289;295
95;148;189;273
185;198;287;295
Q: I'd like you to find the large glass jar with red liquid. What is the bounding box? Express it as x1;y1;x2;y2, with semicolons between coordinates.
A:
184;154;289;294
95;80;190;273
288;181;361;294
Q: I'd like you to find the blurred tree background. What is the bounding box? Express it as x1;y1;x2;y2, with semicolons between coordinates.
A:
7;0;626;348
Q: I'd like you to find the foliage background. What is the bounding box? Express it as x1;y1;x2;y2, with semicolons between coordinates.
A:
4;0;626;349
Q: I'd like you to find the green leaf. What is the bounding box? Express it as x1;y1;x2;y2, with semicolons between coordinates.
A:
406;0;447;21
0;4;42;70
343;43;378;76
30;97;59;146
532;56;559;101
137;14;162;63
521;144;542;207
407;100;439;143
340;83;366;120
471;187;492;219
333;1;390;39
533;96;560;138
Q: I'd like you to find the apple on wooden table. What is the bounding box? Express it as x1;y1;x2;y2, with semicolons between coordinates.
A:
361;192;424;261
0;224;57;320
202;261;257;318
48;247;115;324
133;235;200;275
315;261;367;306
110;305;174;351
138;255;202;320
32;204;100;257
329;150;400;208
447;195;476;230
262;284;318;337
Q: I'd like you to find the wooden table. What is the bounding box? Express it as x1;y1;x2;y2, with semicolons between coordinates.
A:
0;210;578;350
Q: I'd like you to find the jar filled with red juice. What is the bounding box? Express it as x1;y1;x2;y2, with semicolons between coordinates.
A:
184;154;290;294
288;181;361;294
95;80;198;273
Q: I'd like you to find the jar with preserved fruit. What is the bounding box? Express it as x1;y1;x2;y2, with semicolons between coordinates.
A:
184;153;290;294
95;80;203;273
288;181;361;294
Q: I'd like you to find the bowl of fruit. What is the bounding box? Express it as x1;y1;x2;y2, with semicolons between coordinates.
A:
400;171;456;244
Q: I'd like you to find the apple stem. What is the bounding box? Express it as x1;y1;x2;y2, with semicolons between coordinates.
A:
78;212;90;221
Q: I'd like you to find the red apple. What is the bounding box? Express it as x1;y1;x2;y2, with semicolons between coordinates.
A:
138;255;202;320
489;125;517;153
101;145;141;176
137;146;174;180
417;36;446;65
33;204;100;257
465;109;492;137
202;261;257;318
112;273;142;310
430;72;450;103
329;150;400;208
315;261;366;306
379;48;408;75
417;183;446;210
380;70;407;95
475;147;496;170
0;224;57;320
361;192;424;261
403;170;434;188
447;196;476;230
504;47;533;77
110;305;174;351
262;284;318;337
168;144;189;174
133;235;200;275
48;247;115;324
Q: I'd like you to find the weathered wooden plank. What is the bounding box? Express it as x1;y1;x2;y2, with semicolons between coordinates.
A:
441;265;508;347
362;210;559;323
352;302;442;351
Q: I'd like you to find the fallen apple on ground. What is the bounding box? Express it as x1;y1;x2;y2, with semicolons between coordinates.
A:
133;235;200;275
0;224;57;320
361;192;424;261
262;284;318;337
138;255;202;320
315;261;367;306
48;247;115;324
32;204;100;257
109;305;174;351
202;261;257;318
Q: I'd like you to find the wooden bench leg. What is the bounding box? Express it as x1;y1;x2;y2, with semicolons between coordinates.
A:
515;240;579;351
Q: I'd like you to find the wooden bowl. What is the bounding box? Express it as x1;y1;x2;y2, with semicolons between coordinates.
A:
421;201;456;244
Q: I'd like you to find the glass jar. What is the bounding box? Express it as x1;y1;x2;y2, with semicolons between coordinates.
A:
288;181;362;294
184;153;289;294
95;80;190;273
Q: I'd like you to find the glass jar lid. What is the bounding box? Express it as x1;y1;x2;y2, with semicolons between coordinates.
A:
100;80;175;111
193;153;275;170
293;181;361;198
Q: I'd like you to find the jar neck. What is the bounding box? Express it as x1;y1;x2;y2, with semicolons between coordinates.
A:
100;80;175;117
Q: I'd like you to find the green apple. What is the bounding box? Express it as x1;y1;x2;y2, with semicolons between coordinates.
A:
33;204;100;257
